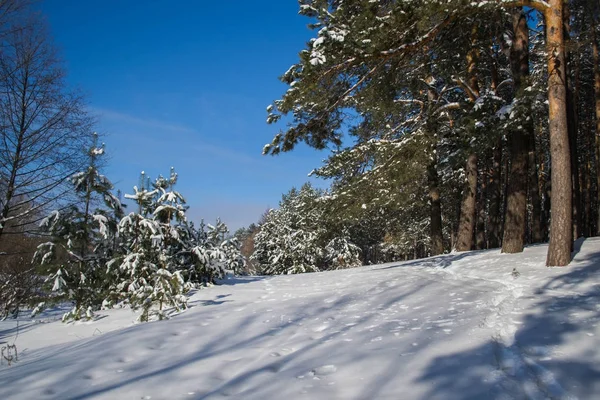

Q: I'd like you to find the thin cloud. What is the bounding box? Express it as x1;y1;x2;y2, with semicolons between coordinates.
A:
92;106;263;167
90;107;196;134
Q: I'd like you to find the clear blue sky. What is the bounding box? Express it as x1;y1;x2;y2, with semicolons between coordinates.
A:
38;0;328;231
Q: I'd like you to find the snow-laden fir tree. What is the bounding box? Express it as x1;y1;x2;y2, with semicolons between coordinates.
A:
106;169;189;322
252;184;324;274
252;183;364;274
183;218;245;285
36;134;123;321
324;235;362;269
105;168;244;321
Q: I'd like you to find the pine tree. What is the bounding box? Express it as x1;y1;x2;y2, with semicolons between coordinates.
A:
36;135;122;321
264;0;578;266
252;183;366;273
104;169;244;321
107;170;189;322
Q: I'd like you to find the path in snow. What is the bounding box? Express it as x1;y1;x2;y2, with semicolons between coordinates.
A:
1;239;599;399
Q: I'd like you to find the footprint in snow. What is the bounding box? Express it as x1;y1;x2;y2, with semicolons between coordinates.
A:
312;324;329;332
310;365;337;376
270;347;295;357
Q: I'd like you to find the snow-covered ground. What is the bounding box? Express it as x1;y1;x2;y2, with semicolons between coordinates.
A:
1;239;600;399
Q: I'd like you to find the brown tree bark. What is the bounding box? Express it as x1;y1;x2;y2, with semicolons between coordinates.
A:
476;156;488;249
488;140;503;248
456;153;478;251
564;3;581;240
584;158;592;237
542;161;552;241
545;0;573;266
502;9;530;253
528;132;543;243
428;159;444;255
503;130;529;253
593;27;600;235
567;85;581;239
455;27;480;252
488;43;502;249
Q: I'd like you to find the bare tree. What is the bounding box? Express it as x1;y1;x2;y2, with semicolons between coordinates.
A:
0;233;42;318
0;12;94;238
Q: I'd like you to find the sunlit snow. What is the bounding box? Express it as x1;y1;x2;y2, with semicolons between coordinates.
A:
1;239;599;399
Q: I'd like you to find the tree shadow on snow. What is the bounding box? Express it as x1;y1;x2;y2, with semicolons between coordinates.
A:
2;243;599;399
377;249;488;271
415;245;600;399
0;274;437;400
0;320;41;344
216;275;269;286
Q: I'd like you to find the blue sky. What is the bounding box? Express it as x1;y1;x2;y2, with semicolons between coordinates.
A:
38;0;329;231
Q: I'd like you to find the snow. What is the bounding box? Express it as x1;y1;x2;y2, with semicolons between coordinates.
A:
2;238;600;399
496;103;514;120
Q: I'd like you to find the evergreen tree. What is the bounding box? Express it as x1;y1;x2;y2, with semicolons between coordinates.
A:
104;169;244;321
106;170;189;322
252;183;364;273
36;135;122;321
264;0;579;266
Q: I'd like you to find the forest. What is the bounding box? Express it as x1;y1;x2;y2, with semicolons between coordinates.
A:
248;0;600;273
1;2;600;399
2;0;600;324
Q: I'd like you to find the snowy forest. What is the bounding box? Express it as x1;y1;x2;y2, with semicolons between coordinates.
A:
2;1;600;399
2;0;600;322
251;0;600;271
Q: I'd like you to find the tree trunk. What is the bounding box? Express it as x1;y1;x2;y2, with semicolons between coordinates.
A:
529;141;544;243
488;140;503;248
593;27;600;235
456;153;478;251
584;157;592;237
502;9;530;253
476;155;487;249
568;87;581;239
543;164;552;241
564;4;581;240
428;159;444;256
503;131;528;253
528;132;543;243
545;1;572;266
456;25;481;252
